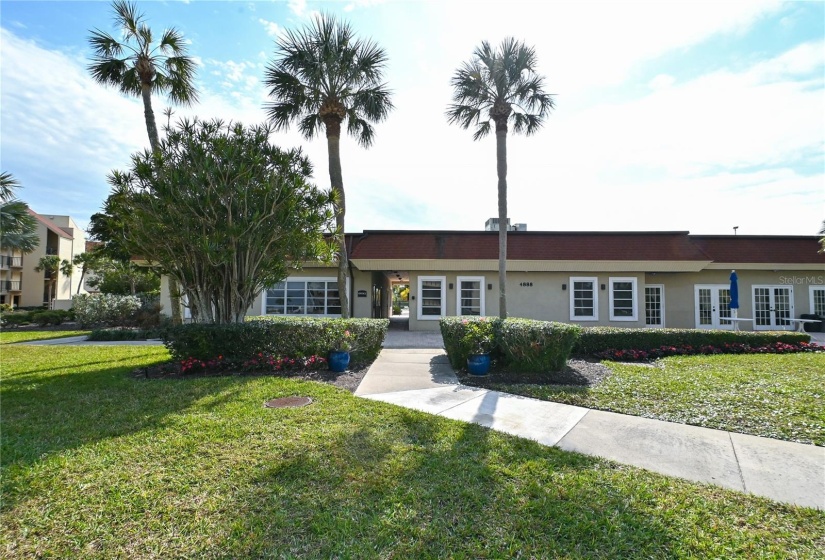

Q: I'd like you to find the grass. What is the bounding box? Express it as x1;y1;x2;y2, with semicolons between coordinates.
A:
473;353;825;446
2;346;824;558
0;329;91;344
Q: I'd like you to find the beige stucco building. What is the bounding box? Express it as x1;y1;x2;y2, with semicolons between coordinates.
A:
0;210;88;308
159;230;825;332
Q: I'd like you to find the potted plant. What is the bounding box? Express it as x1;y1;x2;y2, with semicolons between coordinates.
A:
462;318;494;376
328;327;354;373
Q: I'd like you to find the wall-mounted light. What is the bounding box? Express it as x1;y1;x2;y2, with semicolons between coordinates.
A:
448;283;454;290
411;295;415;300
487;283;493;290
562;283;567;290
601;284;606;291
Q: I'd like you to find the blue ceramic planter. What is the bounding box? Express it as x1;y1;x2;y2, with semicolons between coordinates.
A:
328;350;351;373
467;353;491;376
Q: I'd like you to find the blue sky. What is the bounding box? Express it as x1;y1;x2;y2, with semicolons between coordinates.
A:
1;0;823;236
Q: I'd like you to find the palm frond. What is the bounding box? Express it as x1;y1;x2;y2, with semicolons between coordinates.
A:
0;171;21;202
88;29;124;58
448;37;553;139
263;12;392;144
111;0;142;39
345;110;375;148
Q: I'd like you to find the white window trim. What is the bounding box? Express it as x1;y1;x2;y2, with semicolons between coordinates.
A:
609;277;638;322
810;285;825;315
456;276;486;317
417;275;447;321
569;276;599;321
644;284;665;328
261;276;347;317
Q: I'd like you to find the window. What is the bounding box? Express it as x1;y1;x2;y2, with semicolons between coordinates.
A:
644;285;664;327
609;277;638;321
263;278;341;316
418;276;446;320
811;286;825;316
570;277;598;321
457;276;485;316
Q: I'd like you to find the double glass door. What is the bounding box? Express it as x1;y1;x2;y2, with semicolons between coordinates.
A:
753;286;793;330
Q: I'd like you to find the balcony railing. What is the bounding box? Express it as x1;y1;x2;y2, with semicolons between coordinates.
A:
45;247;59;256
0;280;21;292
0;256;23;268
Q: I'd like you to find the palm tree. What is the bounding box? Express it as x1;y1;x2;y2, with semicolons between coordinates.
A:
35;256;73;306
87;0;198;152
447;38;554;319
88;0;197;324
0;172;39;254
263;13;393;318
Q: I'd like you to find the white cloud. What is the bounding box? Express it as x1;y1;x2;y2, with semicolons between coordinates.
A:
288;0;307;17
258;18;282;38
649;74;676;91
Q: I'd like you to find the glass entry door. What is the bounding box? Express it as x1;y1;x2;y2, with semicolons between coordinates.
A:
694;285;732;329
753;286;793;330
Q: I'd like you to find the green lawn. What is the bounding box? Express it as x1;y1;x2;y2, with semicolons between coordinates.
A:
473;353;825;446
0;330;91;345
2;346;823;558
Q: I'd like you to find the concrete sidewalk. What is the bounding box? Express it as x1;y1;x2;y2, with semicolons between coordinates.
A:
356;347;825;510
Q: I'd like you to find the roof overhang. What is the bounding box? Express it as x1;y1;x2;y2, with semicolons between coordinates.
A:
705;262;825;271
350;259;711;273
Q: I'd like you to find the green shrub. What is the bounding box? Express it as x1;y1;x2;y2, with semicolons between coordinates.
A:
73;293;142;327
162;317;388;365
0;312;32;327
497;319;582;372
573;327;811;356
0;303;13;313
441;317;581;372
31;311;63;326
88;327;165;341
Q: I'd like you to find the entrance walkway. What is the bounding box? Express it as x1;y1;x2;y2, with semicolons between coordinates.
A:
357;331;825;510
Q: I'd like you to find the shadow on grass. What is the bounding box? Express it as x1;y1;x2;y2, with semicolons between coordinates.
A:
224;404;675;558
0;347;258;510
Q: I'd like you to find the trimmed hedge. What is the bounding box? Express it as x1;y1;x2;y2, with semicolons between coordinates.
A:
162;317;389;365
441;317;582;372
573;327;811;356
88;327;165;341
497;318;582;372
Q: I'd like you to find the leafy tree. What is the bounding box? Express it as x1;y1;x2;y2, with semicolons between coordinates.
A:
0;172;39;254
85;258;159;296
107;118;336;324
87;191;138;262
73;251;106;294
87;0;198;152
447;38;554;318
34;256;73;305
263;13;393;318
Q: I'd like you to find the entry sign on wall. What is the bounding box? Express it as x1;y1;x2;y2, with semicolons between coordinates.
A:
357;290;368;297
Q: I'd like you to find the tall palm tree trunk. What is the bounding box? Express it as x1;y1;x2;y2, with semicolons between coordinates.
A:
143;80;183;324
325;121;351;318
141;83;160;152
496;124;508;319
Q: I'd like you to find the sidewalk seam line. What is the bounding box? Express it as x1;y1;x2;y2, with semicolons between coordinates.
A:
729;432;747;493
554;409;591;448
435;388;489;415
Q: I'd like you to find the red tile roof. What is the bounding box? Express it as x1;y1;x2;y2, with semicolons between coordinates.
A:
691;236;824;264
349;231;712;261
347;231;825;265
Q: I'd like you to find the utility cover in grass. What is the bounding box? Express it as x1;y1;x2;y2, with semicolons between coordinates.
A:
264;396;313;408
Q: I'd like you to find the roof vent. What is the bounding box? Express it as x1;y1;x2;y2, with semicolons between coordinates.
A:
485;218;510;231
